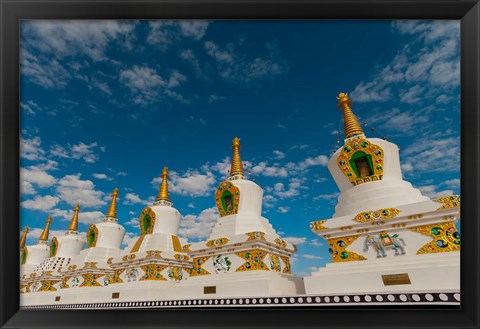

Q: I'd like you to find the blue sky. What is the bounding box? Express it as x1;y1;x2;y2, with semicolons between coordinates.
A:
19;20;460;276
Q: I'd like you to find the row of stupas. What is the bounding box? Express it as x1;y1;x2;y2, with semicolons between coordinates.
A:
20;93;460;306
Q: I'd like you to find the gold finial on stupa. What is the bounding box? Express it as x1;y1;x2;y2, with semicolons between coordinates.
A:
337;92;364;139
105;188;119;218
156;167;169;201
67;204;80;232
38;216;52;242
20;226;29;249
230;137;244;177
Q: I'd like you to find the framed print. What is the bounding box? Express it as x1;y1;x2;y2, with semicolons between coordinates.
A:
1;0;479;328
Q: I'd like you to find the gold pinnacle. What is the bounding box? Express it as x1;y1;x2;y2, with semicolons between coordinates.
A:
38;216;52;242
67;204;80;232
105;188;119;218
20;226;29;249
230;137;244;176
156;167;169;201
337;92;364;139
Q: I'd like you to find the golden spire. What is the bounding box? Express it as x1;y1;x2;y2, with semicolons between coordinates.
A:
230;137;244;176
67;204;80;232
156;167;169;201
38;216;52;242
337;92;364;139
105;188;118;218
20;227;29;249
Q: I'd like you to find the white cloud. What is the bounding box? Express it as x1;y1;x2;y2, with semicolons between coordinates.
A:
310;239;324;247
351;20;459;104
56;174;106;208
401;136;460;173
20;136;45;161
283;236;307;245
178;207;218;240
93;173;113;181
204;40;288;82
123;193;150;205
21;181;36;195
277;206;290;213
251;161;288;178
50;142;102;163
22;228;67;243
208;94;225;103
120;65;187;105
418;185;454;199
78;211;104;225
301;254;323;260
443;179;460;188
124;217;139;227
273;179;305;199
272;150;285;160
20;166;57;188
23;20;136;62
153;170;216;197
21;195;60;212
147;21;209;50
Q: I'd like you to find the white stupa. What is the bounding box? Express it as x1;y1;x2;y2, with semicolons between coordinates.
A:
20;205;86;297
304;93;460;294
172;138;305;298
51;188;127;302
97;167;193;302
19;218;52;292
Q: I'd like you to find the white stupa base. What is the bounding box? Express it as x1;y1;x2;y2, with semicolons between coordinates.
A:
20;280;176;305
304;252;459;295
170;271;305;298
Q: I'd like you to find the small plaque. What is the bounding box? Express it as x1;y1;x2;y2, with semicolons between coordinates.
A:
55;296;61;302
382;273;411;286
204;286;216;294
112;292;120;299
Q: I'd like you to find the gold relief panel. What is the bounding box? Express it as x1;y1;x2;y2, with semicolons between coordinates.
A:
139;207;156;235
354;208;401;223
38;280;60;292
190;256;211;277
246;231;267;241
269;254;281;272
205;237;230;248
280;256;291;274
60;276;71;289
328;235;367;263
87;224;99;248
235;250;269;272
146;250;162;258
337;136;384;186
140;264;167;281
434;195;460;210
215;181;240;217
83;262;98;269
182;244;192;252
274;238;287;248
109;269;125;284
310;220;328;232
79;274;102;287
107;257;113;265
410;222;460;254
122;254;136;262
167;267;185;282
174;253;190;261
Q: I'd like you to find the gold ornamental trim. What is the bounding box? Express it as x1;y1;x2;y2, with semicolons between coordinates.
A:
310;220;328;232
235;249;269;272
337;135;384;186
87;224;99;248
215;181;240;217
410;222;460;254
139;207;156;235
140;264;167;281
328;235;367;263
354;208;401;223
205;237;230;248
191;256;211;277
434;195;460;210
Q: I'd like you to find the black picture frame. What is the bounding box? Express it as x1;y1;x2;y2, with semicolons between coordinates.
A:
1;0;479;328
